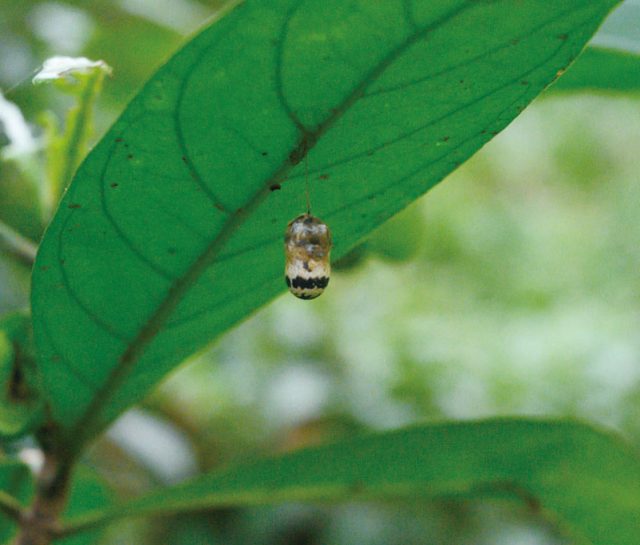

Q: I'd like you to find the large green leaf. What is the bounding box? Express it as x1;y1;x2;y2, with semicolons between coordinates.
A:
61;419;640;545
31;0;621;442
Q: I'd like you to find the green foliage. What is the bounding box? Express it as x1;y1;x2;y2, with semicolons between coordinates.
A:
31;0;620;446
550;47;640;93
59;466;113;545
0;460;32;544
1;1;639;544
63;419;640;545
39;64;111;223
0;311;44;439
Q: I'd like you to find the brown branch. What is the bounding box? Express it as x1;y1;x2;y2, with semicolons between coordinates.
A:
12;451;71;545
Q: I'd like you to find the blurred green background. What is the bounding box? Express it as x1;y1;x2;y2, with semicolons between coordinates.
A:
1;1;639;544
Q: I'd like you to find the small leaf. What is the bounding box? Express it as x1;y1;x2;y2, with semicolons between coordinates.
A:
62;419;640;545
0;312;44;439
0;460;32;544
38;58;111;222
31;0;622;443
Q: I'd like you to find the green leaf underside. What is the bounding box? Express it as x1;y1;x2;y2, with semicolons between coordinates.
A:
32;0;620;436
551;46;640;92
63;419;640;545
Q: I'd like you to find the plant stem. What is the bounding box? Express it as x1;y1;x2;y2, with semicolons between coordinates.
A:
0;220;37;267
12;450;71;545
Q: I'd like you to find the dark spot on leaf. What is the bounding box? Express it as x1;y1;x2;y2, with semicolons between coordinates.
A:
319;174;329;180
127;154;134;160
181;155;187;163
442;136;450;142
261;151;268;156
459;79;465;84
110;182;119;188
491;130;499;135
558;33;568;41
60;259;66;264
270;183;281;191
520;80;529;86
366;150;374;156
168;247;177;255
481;129;487;134
215;203;225;211
68;203;82;209
115;137;123;143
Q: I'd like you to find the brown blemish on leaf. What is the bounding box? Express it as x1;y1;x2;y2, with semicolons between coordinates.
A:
110;182;119;188
270;183;281;191
319;174;329;180
67;203;82;209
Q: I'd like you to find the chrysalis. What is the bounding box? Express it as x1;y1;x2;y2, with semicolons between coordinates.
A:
284;214;332;299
